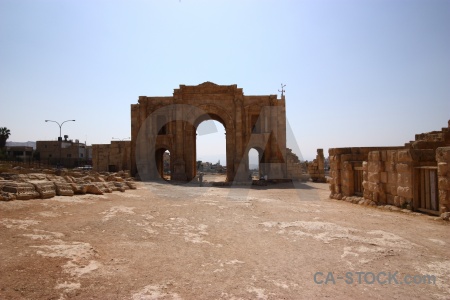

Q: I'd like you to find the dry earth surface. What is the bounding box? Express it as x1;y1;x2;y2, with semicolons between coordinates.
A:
1;175;449;300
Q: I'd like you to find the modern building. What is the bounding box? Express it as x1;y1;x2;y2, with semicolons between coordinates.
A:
36;138;91;168
5;146;33;162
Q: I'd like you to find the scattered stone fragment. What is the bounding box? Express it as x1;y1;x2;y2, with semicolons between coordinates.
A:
30;181;56;199
0;192;15;201
54;182;74;196
85;184;104;195
441;212;450;221
70;183;88;195
125;181;137;189
2;182;40;200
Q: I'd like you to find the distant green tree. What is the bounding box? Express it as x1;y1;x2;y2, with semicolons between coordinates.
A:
0;127;11;149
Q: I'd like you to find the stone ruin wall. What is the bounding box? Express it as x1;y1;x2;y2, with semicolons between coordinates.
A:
329;147;402;198
363;148;436;207
92;141;131;173
328;121;450;217
286;148;303;180
436;147;450;215
307;149;326;182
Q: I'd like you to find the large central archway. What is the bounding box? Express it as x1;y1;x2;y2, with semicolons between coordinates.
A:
196;119;227;182
131;82;288;182
187;105;235;181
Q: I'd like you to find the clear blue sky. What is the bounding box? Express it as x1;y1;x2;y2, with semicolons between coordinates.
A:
1;0;449;163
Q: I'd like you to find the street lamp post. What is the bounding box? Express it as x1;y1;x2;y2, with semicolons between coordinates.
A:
45;119;76;167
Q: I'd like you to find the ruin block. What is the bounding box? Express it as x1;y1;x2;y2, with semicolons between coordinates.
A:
54;182;74;196
397;173;412;187
396;163;411;173
70;183;88;195
368;162;382;172
2;182;40;200
387;172;397;184
438;162;448;176
85;184;104;195
397;150;412;162
397;186;412;198
438;177;449;191
30;181;56;199
368;172;380;183
0;192;16;201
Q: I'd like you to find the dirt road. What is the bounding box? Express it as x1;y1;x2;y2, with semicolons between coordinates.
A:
1;180;449;299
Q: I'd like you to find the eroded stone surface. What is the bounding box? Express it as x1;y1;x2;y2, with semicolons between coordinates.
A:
329;121;450;216
54;182;74;196
2;182;40;200
30;181;56;199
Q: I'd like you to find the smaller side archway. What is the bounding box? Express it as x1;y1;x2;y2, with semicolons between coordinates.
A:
248;147;266;180
155;147;172;180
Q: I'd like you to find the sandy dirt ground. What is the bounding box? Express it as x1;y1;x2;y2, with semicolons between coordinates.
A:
1;176;449;300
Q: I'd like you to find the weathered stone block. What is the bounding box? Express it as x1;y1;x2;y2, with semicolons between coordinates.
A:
373;192;379;203
28;173;47;181
397;150;412;162
363;171;368;181
380;172;387;183
381;151;387;162
436;147;450;162
98;183;112;193
368;182;382;192
385;161;396;172
439;189;448;203
70;183;88;195
85;184;104;195
341;154;353;162
438;177;449;191
31;181;56;199
397;186;412;198
116;181;130;190
368;162;381;172
63;175;75;183
397;173;412;187
385;184;397;196
0;192;16;201
368;172;380;182
0;180;13;190
387;194;395;205
388;172;397;184
54;182;74;196
342;162;352;171
438;163;448;177
369;151;380;161
387;150;397;162
396;163;411;173
362;180;369;190
103;182;121;192
441;212;450;221
95;175;106;182
2;182;40;200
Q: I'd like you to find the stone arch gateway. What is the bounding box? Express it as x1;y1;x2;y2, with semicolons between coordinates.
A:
131;82;288;182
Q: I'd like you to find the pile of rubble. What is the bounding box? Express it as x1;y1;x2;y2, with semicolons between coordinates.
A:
0;170;136;201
